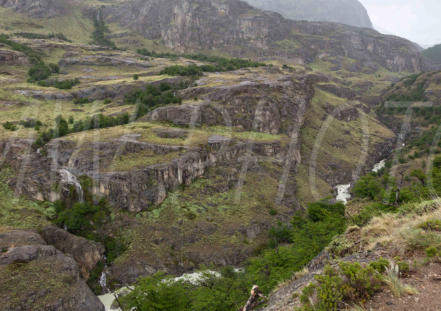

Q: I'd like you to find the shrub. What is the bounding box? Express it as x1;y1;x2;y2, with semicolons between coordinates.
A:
28;63;52;81
2;122;17;131
369;258;390;273
299;262;382;311
38;78;80;89
133;74;139;80
353;174;383;200
73;97;91;105
268;223;292;248
19;119;42;129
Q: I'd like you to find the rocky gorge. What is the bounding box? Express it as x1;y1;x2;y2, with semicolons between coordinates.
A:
0;0;439;310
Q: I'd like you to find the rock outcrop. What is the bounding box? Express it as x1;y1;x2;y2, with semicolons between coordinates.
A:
0;47;29;66
103;0;425;72
244;0;373;28
40;226;105;279
0;230;104;311
0;0;68;18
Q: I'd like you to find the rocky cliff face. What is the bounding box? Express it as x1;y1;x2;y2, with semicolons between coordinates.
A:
102;0;424;73
0;230;104;311
243;0;373;28
0;0;68;18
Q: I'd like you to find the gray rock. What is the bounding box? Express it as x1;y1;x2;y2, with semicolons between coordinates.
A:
40;226;105;280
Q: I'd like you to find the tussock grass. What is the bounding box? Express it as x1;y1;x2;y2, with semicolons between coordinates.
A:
384;264;418;297
360;199;441;254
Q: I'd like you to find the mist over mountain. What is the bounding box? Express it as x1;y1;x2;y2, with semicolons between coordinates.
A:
243;0;373;28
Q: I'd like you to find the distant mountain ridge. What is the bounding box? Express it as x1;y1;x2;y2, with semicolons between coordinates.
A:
423;44;441;66
243;0;373;28
0;0;428;73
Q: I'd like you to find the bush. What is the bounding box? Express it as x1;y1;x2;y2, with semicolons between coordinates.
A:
418;218;441;231
19;119;42;129
369;258;390;273
133;74;139;80
353;174;383;200
73;97;91;105
124;83;182;119
28;63;52;81
2;122;17;131
299;262;383;311
38;78;80;89
91;15;116;48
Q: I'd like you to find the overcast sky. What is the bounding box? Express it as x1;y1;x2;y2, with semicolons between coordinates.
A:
359;0;441;48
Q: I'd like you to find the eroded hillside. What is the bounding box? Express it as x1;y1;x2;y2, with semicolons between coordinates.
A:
0;0;437;310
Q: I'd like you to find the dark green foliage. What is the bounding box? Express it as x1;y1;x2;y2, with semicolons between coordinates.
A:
133;74;139;80
73;97;91;105
54;199;110;237
2;122;17;131
19;119;42;130
91;14;116;48
14;32;71;42
161;65;203;76
28;63;52;81
38;78;80;89
369;257;389;273
247;201;346;293
423;44;441;64
299;262;383;311
137;49;265;72
32;113;130;149
0;34;42;64
121;269;251;311
353;174;384;200
124;83;182;119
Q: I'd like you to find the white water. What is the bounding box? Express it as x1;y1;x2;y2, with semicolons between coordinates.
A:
372;159;386;173
172;270;221;285
98;287;132;311
59;169;84;202
336;184;351;204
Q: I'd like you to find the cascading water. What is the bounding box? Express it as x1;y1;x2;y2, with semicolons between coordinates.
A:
58;169;84;203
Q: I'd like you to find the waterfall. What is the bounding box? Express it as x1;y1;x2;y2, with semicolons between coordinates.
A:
99;255;109;293
336;184;351;204
59;169;84;203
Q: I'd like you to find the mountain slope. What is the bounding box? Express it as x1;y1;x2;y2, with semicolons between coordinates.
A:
243;0;373;28
101;0;424;72
423;44;441;66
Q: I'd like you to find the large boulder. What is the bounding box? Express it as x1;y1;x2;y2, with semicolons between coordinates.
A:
40;226;105;279
0;230;105;311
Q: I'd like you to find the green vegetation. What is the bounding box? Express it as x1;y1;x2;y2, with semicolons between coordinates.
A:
2;122;17;131
0;34;42;64
0;168;52;230
138;49;264;76
91;14;116;48
299;261;384;311
160;56;264;76
33;113;130;149
124;82;183;119
423;44;441;64
121;201;346;310
37;78;80;89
